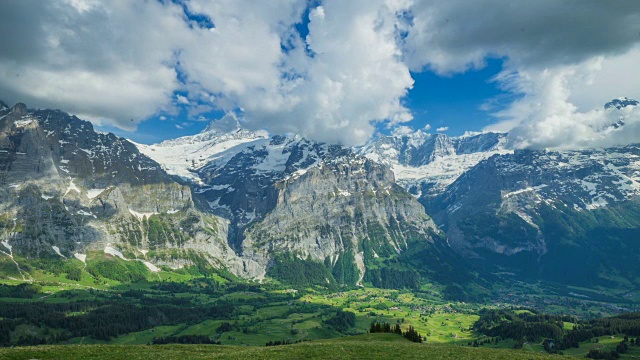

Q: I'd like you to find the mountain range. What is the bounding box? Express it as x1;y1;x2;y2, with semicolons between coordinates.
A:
1;98;638;298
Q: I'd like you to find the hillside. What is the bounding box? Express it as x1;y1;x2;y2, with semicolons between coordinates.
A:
0;334;564;360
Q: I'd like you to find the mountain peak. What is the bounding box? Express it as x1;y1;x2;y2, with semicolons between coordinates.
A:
204;113;241;134
604;97;639;110
11;102;28;116
0;100;8;111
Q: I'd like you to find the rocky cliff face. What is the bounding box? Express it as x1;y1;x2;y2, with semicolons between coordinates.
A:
0;102;245;276
242;154;439;283
139;125;445;282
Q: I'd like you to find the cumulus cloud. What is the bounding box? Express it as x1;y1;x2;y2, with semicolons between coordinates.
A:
489;52;640;149
436;127;448;132
0;0;187;130
392;125;414;136
1;0;640;147
404;0;640;74
235;0;415;145
400;0;640;149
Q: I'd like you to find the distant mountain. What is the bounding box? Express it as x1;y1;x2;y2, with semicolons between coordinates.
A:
605;97;639;110
424;146;640;288
357;131;510;198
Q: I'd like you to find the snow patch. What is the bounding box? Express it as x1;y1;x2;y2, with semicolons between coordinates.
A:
503;185;548;199
87;188;106;200
143;261;160;272
14;119;35;127
64;179;81;196
104;245;127;260
77;209;96;218
52;246;65;258
74;253;87;263
129;209;157;221
337;189;351;197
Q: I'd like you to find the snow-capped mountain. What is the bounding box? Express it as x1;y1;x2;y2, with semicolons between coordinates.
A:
603;96;638;130
135;115;268;184
358;131;511;198
134;119;447;283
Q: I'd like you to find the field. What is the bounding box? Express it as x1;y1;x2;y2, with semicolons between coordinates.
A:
0;333;565;360
1;254;640;359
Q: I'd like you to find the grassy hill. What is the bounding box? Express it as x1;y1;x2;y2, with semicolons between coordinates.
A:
0;334;563;360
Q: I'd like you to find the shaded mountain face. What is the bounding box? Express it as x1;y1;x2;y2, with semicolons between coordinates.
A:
424;147;640;288
0;102;245;275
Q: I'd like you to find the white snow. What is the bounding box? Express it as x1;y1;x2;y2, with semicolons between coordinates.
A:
103;245;160;272
2;241;12;252
74;253;87;263
41;194;54;200
52;246;65;258
87;188;106;199
64;179;81;196
587;198;609;210
143;261;160;272
104;244;127;260
503;185;548;199
166;209;180;214
252;143;289;173
133;127;267;183
14;119;35;127
77;209;95;218
337;189;351;197
129;209;158;221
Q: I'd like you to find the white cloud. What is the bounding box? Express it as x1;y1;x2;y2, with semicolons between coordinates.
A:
207;0;415;145
392;125;414;136
436;127;449;132
403;0;640;149
2;0;640;148
176;95;190;105
423;124;431;131
489;54;640;149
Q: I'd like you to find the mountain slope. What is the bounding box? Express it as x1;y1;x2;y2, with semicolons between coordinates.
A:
425;146;640;288
137;122;459;285
0;102;245;278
